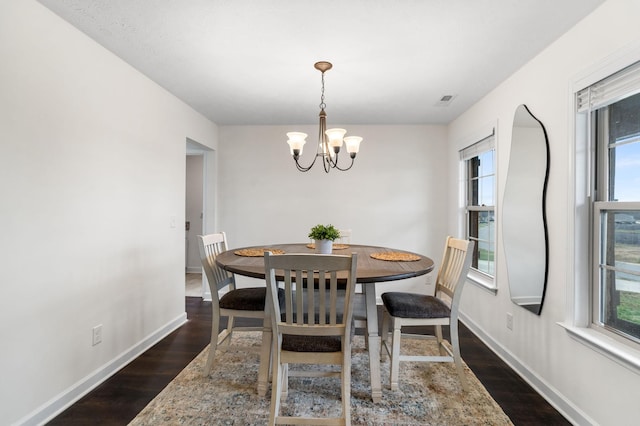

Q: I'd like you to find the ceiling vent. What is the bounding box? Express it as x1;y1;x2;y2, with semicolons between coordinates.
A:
435;94;456;107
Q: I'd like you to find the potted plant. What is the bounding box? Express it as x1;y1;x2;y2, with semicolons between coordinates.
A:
308;224;341;254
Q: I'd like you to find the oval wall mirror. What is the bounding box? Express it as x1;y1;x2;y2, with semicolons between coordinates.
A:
502;104;549;315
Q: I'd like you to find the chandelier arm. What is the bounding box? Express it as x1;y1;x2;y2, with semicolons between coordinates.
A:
331;155;356;171
325;149;339;168
293;153;319;172
318;107;332;173
323;152;333;173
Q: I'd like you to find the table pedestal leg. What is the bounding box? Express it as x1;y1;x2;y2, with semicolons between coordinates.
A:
364;284;382;403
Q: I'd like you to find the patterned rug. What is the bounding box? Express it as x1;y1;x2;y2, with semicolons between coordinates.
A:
130;332;512;425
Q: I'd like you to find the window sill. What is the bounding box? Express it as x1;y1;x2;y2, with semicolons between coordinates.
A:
558;322;640;375
467;270;497;294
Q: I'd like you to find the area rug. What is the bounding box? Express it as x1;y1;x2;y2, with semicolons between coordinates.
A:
130;332;512;425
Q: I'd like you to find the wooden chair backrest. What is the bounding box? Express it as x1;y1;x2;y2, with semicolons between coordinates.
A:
264;252;357;338
434;237;475;305
197;232;235;301
338;229;352;244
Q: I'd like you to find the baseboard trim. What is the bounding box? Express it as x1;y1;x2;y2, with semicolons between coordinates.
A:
18;312;188;426
185;267;201;274
459;312;596;426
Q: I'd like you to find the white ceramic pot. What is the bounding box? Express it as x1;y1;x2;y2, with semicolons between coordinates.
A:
315;239;333;254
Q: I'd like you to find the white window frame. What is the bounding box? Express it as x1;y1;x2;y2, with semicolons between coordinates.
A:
459;130;497;291
593;202;640;343
562;46;640;374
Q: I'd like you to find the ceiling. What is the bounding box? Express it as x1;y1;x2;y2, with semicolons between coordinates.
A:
38;0;604;125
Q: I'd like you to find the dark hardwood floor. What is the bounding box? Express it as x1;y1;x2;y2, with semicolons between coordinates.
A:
48;297;569;425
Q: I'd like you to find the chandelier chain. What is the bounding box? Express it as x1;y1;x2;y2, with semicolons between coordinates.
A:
319;71;326;110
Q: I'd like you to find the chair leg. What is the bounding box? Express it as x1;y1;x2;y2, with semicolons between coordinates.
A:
257;325;272;397
204;314;221;376
450;319;468;391
342;352;352;426
435;324;447;356
380;309;389;361
281;363;289;399
269;353;283;426
363;325;369;350
225;315;235;346
390;318;401;391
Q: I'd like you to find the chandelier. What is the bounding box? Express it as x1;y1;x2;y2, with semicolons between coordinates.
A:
286;61;362;173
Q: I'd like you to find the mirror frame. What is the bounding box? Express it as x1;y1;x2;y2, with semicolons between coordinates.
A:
503;104;550;315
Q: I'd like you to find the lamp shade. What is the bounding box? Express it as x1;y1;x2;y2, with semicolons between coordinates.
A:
344;136;362;154
325;128;347;149
287;132;308;155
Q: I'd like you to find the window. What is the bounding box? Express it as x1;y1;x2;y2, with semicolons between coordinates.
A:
460;133;496;282
581;62;640;345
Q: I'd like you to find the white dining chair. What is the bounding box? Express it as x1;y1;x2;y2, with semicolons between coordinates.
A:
197;232;283;385
264;251;358;426
380;236;474;391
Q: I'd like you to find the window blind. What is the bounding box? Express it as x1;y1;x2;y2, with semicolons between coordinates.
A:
459;130;495;161
577;60;640;112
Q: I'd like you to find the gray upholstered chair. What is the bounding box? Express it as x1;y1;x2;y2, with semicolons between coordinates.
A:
264;251;358;426
380;236;474;391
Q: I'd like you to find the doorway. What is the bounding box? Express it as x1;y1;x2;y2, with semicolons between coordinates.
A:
185;154;204;296
185;138;213;299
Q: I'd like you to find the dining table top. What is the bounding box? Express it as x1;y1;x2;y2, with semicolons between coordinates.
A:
215;243;435;283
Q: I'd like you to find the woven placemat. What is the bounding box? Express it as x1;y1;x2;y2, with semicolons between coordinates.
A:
306;243;350;250
234;248;285;257
370;252;421;261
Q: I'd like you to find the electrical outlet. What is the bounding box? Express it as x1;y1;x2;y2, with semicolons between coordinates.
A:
92;324;103;346
506;313;513;331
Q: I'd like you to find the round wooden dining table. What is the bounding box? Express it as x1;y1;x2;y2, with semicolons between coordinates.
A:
216;243;435;402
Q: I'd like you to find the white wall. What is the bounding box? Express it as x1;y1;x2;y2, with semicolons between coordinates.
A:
0;1;218;424
217;124;448;296
447;0;640;424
